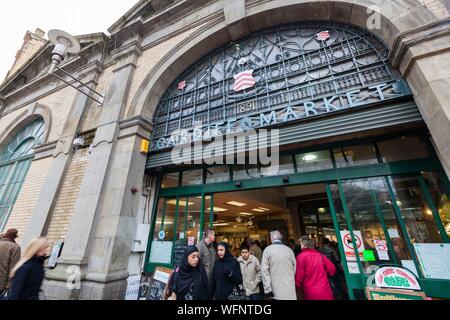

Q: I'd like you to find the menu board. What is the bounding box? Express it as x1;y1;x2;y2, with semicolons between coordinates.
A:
149;241;173;265
173;240;188;268
413;243;450;280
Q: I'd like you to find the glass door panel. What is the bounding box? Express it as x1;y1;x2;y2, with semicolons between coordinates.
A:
388;175;443;244
338;178;404;274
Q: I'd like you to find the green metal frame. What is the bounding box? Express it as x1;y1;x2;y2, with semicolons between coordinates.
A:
144;131;450;299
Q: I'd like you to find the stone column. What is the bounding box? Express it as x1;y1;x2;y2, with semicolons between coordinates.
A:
391;18;450;178
22;63;103;247
44;39;149;300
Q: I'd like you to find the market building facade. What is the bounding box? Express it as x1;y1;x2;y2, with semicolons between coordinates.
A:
0;0;449;300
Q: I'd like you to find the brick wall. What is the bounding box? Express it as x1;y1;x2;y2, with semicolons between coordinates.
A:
418;0;449;18
4;156;52;244
45;148;89;244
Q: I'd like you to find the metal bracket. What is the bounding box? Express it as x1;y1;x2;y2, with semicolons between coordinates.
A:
50;66;105;106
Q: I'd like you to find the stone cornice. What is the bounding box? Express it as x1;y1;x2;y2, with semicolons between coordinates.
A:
110;40;143;72
33;140;58;160
118;116;153;140
389;17;450;70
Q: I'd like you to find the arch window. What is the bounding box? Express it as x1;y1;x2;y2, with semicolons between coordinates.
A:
0;118;45;230
150;21;410;151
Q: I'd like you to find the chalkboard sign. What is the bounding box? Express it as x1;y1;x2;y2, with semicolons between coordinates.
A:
146;267;173;301
173;240;188;268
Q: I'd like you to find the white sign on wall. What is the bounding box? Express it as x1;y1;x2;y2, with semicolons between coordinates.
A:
414;243;450;280
149;241;173;265
340;230;365;262
125;275;141;300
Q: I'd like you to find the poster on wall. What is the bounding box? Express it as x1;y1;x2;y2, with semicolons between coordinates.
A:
147;267;174;301
374;240;390;261
340;230;365;262
413;243;450;280
149;241;173;265
125;275;141;300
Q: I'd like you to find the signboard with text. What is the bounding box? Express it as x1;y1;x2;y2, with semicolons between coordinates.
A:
366;288;426;300
375;266;421;291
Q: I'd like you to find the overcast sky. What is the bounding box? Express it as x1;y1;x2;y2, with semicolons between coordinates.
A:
0;1;137;81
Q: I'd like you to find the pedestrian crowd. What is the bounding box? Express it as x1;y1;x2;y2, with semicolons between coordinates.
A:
0;227;348;301
168;228;349;301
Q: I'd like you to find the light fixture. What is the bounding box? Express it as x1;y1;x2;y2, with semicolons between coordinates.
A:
213;207;228;212
213;223;229;227
248;220;254;226
238;212;253;216
302;154;318;162
318;208;327;214
47;29;105;105
167;199;195;207
426;209;433;216
252;208;266;213
236;217;243;223
226;201;247;207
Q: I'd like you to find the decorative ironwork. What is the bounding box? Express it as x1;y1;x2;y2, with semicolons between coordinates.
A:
150;21;410;151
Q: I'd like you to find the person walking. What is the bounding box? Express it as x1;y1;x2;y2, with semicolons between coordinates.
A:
248;239;263;263
8;237;50;300
0;228;21;298
260;231;297;300
238;245;262;300
210;242;243;300
296;236;336;300
168;246;210;300
196;228;217;281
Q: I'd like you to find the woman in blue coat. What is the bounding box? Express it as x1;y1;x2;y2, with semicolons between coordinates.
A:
210;242;243;300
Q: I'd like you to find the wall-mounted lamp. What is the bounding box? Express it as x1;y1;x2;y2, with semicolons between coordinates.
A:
48;29;105;106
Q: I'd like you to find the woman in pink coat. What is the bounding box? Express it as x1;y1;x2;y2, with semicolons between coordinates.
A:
295;236;336;300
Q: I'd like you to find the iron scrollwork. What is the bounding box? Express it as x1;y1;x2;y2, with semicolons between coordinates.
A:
150;21;410;151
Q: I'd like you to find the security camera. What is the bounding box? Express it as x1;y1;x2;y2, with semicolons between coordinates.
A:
72;137;85;150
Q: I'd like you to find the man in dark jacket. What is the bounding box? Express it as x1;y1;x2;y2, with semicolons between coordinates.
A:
0;229;21;296
210;242;243;300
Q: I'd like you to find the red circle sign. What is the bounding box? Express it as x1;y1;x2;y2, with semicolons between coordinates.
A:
343;233;362;250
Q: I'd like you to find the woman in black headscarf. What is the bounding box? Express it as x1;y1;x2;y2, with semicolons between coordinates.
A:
168;246;210;300
210;242;243;300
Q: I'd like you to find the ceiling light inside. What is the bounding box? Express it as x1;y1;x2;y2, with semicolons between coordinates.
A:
226;201;247;207
302;154;318;162
238;212;253;216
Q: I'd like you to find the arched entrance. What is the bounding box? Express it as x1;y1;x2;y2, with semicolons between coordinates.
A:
137;7;450;301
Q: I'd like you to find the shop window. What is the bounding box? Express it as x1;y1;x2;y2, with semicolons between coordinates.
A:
163;199;177;242
153;199;166;241
261;155;295;177
161;172;180;189
206;166;230;184
181;168;204;186
203;195;213;232
295;150;333;173
186;197;202;245
388;176;443;244
420;172;450;238
333;144;378;168
377;136;430;163
338;178;408;274
233;164;260;181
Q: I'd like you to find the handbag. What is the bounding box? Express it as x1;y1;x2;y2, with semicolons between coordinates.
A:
0;288;9;300
227;284;249;301
321;254;339;298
